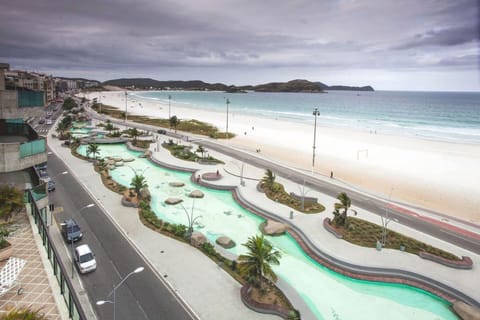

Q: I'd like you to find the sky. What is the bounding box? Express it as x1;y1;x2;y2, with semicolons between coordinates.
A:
0;0;478;91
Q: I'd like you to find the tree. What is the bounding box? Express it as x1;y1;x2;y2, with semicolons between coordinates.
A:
195;145;206;159
86;143;100;159
56;122;68;138
129;127;140;142
261;169;276;190
169;115;179;133
333;192;356;228
0;185;24;221
105;122;115;132
0;306;47;320
238;234;281;288
130;174;148;199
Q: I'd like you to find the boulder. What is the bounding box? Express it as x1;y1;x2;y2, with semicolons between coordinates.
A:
123;157;135;162
140;187;151;200
114;161;124;167
263;220;288;236
165;198;183;205
216;236;236;249
190;232;207;247
112;156;122;162
169;182;185;187
188;190;204;198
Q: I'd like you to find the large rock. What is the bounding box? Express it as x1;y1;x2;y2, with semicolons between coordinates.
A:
188;190;204;198
263;220;288;236
165;198;183;205
140;187;151;200
453;301;480;320
190;232;207;247
216;236;236;249
169;182;185;187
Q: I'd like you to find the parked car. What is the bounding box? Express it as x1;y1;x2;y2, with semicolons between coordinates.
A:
38;118;45;124
157;129;167;134
74;244;97;274
46;119;53;125
47;180;55;192
61;219;83;242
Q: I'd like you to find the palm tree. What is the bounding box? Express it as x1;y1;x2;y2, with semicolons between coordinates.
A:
56;121;68;139
334;192;356;228
238;234;281;288
0;306;47;320
261;169;276;190
0;185;24;221
105;122;115;132
130;174;148;199
169;115;179;133
86;143;100;159
129;127;140;142
195;145;206;159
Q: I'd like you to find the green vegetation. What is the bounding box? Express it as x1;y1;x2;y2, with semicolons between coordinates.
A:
0;185;24;223
0;307;47;320
332;192;356;228
163;140;224;164
333;216;460;260
91;104;234;139
130;174;148;199
62;97;77;110
238;234;282;288
86;143;101;159
261;169;325;213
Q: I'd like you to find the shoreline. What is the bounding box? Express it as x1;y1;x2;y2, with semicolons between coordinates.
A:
83;90;480;224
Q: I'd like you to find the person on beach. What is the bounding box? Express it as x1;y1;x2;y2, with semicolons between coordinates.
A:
330;171;334;179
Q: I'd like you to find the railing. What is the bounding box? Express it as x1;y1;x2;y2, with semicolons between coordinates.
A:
27;190;87;320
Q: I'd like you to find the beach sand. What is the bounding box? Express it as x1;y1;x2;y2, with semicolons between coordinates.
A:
84;91;480;224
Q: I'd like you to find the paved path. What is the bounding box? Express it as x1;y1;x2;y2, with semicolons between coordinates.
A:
51;114;480;319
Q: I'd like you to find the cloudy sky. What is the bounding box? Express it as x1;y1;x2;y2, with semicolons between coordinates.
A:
1;0;478;91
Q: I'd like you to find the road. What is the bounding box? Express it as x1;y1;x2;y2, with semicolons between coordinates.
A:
88;109;480;254
47;152;194;320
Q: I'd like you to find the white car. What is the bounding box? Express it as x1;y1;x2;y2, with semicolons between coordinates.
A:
75;244;97;274
46;119;53;125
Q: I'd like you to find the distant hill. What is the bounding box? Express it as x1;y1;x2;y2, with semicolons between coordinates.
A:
102;78;374;92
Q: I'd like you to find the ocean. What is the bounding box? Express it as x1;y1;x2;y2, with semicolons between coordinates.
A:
132;90;480;144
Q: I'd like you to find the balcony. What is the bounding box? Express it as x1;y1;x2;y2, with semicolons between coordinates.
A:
0;120;47;173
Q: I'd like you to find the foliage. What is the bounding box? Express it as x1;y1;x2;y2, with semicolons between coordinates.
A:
130;174;148;199
0;185;24;222
238;234;281;288
338;216;460;260
0;225;11;249
171;224;187;238
333;192;355;228
162;142;223;164
262;169;276;189
0;306;47;320
169;115;180;133
195;145;206;159
86;143;100;159
62;97;77;111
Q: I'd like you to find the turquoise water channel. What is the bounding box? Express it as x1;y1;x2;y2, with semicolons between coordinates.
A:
77;144;457;320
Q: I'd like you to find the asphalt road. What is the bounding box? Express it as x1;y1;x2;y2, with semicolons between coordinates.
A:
196;139;480;255
47;152;194;320
89;110;480;254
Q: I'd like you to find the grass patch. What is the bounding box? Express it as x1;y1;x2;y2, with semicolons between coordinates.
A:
336;217;460;260
162;141;224;164
92;104;235;139
263;182;325;214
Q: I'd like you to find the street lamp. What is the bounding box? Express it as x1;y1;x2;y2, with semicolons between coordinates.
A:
168;94;172;119
96;266;144;320
312;107;320;174
124;91;128;122
71;203;95;278
225;98;230;139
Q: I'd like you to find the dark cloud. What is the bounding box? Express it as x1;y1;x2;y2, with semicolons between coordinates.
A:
0;0;478;90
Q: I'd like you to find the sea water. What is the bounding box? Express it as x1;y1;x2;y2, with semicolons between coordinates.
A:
132;90;480;144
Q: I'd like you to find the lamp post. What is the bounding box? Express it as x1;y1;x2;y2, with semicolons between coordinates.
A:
124;91;128;122
312;107;320;174
225;98;230;139
71;203;95;278
168;94;172;119
97;266;144;320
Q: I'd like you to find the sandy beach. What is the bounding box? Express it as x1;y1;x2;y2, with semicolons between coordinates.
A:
84;90;480;224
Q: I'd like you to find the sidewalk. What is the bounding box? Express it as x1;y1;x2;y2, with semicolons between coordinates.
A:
50;119;480;319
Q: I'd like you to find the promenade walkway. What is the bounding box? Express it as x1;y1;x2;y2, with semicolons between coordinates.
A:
49;117;480;319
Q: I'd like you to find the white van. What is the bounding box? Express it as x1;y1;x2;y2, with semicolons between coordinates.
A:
75;244;97;274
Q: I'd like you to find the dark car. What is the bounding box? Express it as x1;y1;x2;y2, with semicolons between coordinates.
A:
47;180;55;192
157;129;167;134
61;219;83;242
